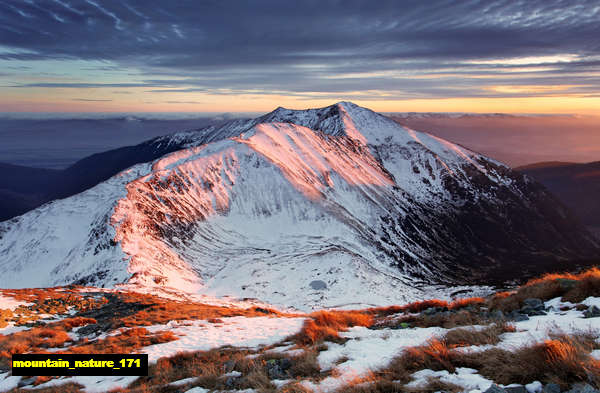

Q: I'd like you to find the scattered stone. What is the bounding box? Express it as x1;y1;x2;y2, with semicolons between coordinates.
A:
542;383;561;393
521;298;545;315
523;298;544;309
17;377;36;388
508;310;529;321
423;306;448;316
223;359;236;373
266;358;292;379
490;310;505;320
225;377;237;388
485;384;508;393
583;305;600;318
565;383;600;393
309;280;327;290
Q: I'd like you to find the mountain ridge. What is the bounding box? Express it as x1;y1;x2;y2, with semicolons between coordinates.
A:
1;102;597;310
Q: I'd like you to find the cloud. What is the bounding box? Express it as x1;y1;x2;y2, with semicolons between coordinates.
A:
0;0;598;100
72;98;113;101
164;100;203;104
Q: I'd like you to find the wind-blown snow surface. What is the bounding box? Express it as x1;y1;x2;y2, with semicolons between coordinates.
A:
0;102;597;310
142;316;306;363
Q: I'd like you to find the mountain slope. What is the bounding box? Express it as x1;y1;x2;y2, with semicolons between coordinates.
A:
517;161;600;231
0;135;204;222
0;103;597;309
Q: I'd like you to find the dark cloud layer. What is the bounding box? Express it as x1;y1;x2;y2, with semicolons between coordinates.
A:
1;0;599;99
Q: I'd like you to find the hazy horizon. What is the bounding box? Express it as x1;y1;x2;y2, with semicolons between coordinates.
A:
1;109;598;170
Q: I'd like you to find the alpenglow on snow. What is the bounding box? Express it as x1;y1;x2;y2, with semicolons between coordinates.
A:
0;102;597;309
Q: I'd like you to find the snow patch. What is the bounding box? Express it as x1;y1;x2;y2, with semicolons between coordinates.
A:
141;316;306;363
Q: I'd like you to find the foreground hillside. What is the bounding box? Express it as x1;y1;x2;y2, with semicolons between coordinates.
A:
1;268;600;393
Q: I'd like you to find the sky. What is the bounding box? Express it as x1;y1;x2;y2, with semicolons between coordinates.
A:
0;0;599;114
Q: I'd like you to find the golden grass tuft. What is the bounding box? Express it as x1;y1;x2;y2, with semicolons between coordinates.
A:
489;266;600;313
292;310;373;345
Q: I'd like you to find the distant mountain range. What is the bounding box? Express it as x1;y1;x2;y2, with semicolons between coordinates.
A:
0;102;597;309
0;139;191;221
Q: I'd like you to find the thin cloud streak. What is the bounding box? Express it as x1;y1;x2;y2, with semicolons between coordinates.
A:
0;0;598;111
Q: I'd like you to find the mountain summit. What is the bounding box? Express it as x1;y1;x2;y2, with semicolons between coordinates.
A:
0;102;597;309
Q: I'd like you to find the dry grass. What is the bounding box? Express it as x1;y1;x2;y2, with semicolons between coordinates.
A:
121;343;323;392
381;309;492;330
369;297;485;317
0;314;175;370
66;327;177;355
1;287;107;314
457;333;600;389
6;382;85;392
101;292;288;329
330;328;600;392
291;310;373;345
0;326;73;368
443;322;515;348
489;267;600;312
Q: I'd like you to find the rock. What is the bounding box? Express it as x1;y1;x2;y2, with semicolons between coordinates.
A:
522;298;544;311
508;310;530;321
583;305;600;318
527;310;547;316
266;358;292;379
225;377;236;388
485;384;508;393
223;359;236;373
423;307;437;315
490;310;505;320
309;280;327;290
506;386;528;393
280;358;292;371
423;306;447;315
18;377;37;388
542;383;561;393
565;383;600;393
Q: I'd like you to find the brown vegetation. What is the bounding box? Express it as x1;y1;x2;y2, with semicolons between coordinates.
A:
66;327;177;355
442;322;515;348
369;297;486;317
488;267;600;312
291;310;373;345
333;331;600;392
103;291;288;329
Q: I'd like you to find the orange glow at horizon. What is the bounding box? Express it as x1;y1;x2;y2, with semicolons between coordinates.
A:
1;87;600;115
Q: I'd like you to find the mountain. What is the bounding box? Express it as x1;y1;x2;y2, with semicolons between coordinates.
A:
517;161;600;233
0;102;597;309
0;116;242;222
0;135;205;221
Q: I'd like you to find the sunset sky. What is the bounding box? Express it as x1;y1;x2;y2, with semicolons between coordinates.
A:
0;0;599;114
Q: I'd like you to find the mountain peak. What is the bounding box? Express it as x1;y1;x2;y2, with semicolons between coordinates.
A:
1;102;597;309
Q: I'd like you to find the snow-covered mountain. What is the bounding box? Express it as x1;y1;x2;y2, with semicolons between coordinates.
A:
0;102;597;309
